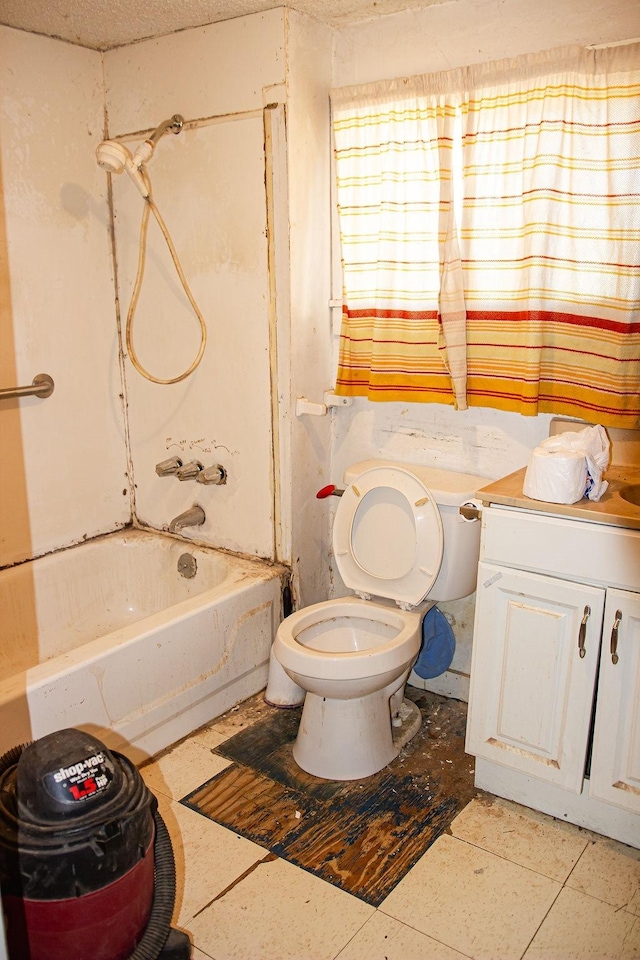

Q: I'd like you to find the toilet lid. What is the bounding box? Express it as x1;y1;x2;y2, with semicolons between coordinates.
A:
333;465;444;608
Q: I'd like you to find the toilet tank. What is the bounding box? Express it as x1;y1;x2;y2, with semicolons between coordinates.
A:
343;459;489;602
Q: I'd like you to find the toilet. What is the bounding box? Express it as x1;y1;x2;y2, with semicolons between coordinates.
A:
266;459;486;781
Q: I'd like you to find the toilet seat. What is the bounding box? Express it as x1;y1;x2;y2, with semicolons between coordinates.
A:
333;465;444;608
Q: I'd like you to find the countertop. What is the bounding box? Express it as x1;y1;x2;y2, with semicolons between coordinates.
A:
476;463;640;531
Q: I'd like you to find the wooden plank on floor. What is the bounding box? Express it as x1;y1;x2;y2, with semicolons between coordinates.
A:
183;690;480;906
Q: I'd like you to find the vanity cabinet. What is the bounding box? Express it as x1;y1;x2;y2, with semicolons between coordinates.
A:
590;589;640;814
466;505;640;847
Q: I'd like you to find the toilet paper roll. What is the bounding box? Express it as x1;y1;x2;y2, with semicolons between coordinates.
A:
523;447;588;504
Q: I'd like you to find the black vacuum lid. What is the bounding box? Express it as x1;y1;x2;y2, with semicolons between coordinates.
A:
0;728;156;899
16;728;123;821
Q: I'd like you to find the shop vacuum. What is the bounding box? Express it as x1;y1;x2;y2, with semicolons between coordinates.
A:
0;728;192;959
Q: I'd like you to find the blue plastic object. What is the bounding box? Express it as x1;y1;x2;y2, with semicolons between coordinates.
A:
413;606;456;679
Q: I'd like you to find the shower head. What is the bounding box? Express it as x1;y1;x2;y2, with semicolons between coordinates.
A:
95;115;184;200
96;140;149;198
96;140;129;175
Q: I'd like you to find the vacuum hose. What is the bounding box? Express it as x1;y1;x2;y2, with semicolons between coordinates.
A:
128;808;177;960
0;742;178;960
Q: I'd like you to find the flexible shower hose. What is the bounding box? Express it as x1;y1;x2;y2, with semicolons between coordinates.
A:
126;166;207;384
0;742;179;960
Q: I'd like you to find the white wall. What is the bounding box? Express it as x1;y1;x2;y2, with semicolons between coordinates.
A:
329;0;640;697
333;0;640;86
103;11;286;558
285;11;335;605
104;13;285;132
0;27;129;567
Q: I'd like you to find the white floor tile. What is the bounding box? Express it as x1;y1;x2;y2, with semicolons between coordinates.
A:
192;947;216;960
335;911;471;959
186;857;374;960
155;796;267;925
566;837;640;916
192;724;233;751
451;798;588;882
523;887;640;960
141;738;230;800
380;834;561;960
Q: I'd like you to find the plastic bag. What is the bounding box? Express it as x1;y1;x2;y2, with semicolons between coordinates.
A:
535;425;610;502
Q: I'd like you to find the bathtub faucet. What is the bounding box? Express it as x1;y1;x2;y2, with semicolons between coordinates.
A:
169;504;206;533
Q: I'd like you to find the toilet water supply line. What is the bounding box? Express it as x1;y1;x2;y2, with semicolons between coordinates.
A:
96;115;207;385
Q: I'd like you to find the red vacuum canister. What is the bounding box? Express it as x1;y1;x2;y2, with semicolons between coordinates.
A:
0;729;191;960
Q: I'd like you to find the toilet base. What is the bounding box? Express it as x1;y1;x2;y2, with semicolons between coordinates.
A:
391;698;422;752
264;647;305;708
292;682;419;780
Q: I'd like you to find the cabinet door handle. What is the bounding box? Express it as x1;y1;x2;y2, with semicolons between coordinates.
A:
610;609;622;665
578;605;590;659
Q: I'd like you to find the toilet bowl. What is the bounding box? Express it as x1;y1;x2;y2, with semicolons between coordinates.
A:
272;595;428;779
267;459;486;781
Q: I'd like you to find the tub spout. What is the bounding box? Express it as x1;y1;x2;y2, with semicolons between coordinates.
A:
169;504;205;534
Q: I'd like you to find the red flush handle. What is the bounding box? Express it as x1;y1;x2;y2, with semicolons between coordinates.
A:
316;484;344;499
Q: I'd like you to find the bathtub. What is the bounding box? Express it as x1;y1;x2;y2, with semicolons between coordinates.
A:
0;529;286;762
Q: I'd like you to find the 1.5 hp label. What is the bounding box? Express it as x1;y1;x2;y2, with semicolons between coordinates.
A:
44;751;114;803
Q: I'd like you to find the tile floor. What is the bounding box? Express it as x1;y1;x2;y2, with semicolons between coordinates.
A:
140;697;640;960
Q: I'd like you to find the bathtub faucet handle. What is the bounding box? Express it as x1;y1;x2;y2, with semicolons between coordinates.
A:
155;456;183;477
176;460;203;481
169;504;206;533
197;464;227;485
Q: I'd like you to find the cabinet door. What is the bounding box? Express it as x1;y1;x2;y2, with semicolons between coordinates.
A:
466;563;604;792
589;589;640;814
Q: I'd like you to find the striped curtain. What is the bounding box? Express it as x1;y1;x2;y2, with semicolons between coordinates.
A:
332;43;640;428
331;79;468;409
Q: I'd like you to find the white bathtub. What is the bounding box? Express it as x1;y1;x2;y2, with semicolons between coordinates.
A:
0;529;285;761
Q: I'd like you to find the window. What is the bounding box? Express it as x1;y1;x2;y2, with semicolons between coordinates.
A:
332;43;640;428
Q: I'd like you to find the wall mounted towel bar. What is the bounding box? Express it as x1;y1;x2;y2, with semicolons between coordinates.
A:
0;373;54;401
